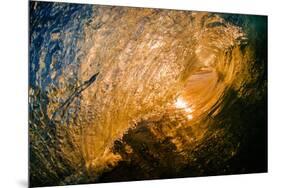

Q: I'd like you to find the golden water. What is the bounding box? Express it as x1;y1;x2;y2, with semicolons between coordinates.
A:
29;3;266;186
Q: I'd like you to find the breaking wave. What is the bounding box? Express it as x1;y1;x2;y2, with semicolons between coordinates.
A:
29;1;267;186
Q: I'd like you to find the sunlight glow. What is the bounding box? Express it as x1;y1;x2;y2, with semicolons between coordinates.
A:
174;97;194;120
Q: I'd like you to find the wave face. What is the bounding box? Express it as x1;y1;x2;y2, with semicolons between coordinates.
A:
29;1;267;186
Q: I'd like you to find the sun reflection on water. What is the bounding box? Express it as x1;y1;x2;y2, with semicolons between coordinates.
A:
174;97;194;120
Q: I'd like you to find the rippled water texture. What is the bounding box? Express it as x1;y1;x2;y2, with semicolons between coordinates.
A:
29;1;267;187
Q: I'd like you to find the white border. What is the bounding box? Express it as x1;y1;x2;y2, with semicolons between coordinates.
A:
1;0;280;188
